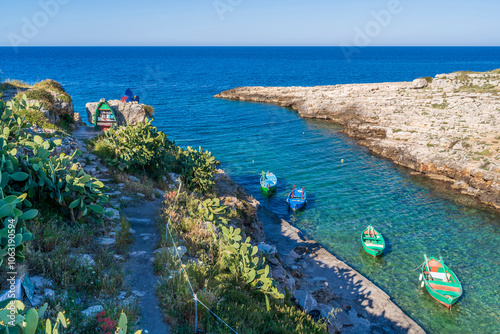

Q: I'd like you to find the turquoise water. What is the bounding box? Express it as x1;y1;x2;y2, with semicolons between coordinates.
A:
1;47;500;333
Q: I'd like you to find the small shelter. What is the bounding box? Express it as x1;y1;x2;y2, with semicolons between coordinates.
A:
94;99;117;131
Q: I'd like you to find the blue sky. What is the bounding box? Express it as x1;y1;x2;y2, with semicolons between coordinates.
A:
0;0;498;46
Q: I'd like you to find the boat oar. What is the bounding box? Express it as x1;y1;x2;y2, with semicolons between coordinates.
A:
301;187;305;199
291;185;295;198
424;254;430;275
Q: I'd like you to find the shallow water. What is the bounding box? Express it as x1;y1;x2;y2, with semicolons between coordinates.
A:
1;47;500;333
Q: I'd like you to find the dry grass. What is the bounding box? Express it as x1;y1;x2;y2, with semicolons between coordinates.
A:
114;171;167;200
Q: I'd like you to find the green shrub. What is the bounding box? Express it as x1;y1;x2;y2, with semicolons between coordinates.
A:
1;96;108;223
33;79;66;94
16;89;55;112
94;119;176;178
143;104;154;117
0;300;68;334
177;146;219;193
422;76;433;83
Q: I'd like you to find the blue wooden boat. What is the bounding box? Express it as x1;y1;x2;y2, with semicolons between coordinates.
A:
286;185;306;211
260;171;277;194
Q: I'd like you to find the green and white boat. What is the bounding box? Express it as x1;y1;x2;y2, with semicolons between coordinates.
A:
419;255;463;308
360;225;385;257
260;171;277;194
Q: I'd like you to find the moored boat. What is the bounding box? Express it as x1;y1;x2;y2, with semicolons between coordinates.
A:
260;171;277;194
419;255;462;308
286;185;306;211
360;225;385;257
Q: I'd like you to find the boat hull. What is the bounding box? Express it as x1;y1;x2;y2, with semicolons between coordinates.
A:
421;256;462;308
260;183;276;194
360;226;385;257
260;173;277;194
361;243;384;257
423;283;460;308
286;188;306;211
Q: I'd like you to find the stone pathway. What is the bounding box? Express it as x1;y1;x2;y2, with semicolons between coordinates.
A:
73;127;170;333
72;125;102;140
123;199;170;334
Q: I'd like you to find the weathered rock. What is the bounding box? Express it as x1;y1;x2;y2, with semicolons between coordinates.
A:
72;254;95;267
96;237;116;246
167;173;182;185
30;276;53;288
86;99;148;126
312;285;336;304
258;242;277;255
412;78;429;89
293;290;317;312
81;305;104;317
216;71;500;211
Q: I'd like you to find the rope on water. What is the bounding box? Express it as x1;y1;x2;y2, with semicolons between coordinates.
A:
412;260;426;271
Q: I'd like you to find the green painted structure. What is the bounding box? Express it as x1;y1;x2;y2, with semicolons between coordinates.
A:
360;225;385;257
420;255;463;308
94;99;117;131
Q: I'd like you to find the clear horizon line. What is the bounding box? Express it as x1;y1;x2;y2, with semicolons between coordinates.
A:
1;45;500;48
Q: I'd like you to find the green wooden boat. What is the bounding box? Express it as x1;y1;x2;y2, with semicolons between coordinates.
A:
260;172;277;194
419;255;462;308
360;225;385;257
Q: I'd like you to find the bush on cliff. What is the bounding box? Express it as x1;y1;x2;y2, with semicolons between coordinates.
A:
155;190;327;334
89;120;220;193
8;79;73;131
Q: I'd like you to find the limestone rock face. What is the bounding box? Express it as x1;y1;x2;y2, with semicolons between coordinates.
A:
216;71;500;211
86;100;148;126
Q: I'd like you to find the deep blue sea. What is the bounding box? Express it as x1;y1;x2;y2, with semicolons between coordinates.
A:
1;47;500;333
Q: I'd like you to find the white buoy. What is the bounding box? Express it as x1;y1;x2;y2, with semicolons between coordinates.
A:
419;274;423;281
421;280;425;288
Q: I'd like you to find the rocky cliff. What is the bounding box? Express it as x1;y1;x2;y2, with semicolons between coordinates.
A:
86;100;151;127
1;79;74;125
216;70;500;210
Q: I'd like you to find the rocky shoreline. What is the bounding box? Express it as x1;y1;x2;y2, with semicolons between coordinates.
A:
215;70;500;211
257;206;425;334
214;172;424;333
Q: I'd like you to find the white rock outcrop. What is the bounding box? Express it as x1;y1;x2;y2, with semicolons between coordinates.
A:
86;100;150;126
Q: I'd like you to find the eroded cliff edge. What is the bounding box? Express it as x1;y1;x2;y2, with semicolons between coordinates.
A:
215;70;500;210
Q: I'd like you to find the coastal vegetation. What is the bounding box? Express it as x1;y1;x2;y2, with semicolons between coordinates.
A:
155;190;326;333
0;83;141;333
1;78;324;332
89;121;326;333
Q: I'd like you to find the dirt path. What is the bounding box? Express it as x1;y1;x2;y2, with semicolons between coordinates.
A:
73;126;170;333
123;199;171;334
